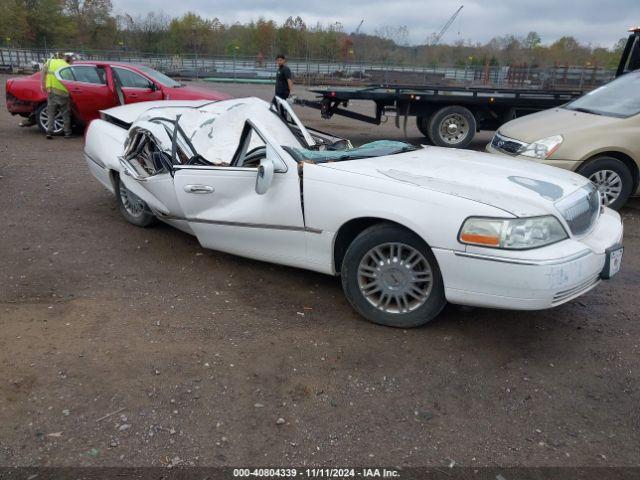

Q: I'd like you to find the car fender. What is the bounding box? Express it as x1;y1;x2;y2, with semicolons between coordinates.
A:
84;119;129;193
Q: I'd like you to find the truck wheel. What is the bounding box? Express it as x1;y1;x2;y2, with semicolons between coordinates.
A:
577;156;633;210
36;103;64;135
341;223;446;328
416;115;433;141
428;106;476;148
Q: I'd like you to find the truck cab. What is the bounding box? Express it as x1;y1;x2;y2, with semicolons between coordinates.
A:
616;27;640;77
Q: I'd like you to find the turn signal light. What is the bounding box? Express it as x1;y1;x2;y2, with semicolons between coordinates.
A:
459;232;500;246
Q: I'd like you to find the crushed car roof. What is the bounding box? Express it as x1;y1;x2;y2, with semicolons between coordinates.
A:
119;97;301;165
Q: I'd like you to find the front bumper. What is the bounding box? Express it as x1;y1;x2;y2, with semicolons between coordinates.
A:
433;208;623;310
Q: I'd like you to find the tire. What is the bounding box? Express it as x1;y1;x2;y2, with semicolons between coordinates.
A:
577;156;633;210
36;102;64;135
427;106;476;148
341;223;446;328
114;174;157;227
416;115;431;138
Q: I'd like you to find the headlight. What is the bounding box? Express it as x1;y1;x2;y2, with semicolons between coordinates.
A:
459;216;568;249
519;135;563;159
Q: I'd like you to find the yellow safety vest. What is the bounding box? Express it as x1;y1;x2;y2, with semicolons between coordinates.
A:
45;58;70;94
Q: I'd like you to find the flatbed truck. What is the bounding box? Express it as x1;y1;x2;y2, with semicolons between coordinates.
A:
296;27;640;148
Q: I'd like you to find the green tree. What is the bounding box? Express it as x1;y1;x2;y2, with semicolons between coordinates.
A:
0;0;30;45
524;31;541;49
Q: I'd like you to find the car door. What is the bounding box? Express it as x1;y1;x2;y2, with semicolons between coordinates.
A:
172;121;309;267
56;65;115;123
111;66;163;104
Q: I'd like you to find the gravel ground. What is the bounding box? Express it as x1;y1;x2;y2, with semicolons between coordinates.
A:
0;76;639;468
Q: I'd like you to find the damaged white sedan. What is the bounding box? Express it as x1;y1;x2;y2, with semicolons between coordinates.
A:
84;97;624;327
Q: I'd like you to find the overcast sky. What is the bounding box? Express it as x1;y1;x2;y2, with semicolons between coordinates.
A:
111;0;640;47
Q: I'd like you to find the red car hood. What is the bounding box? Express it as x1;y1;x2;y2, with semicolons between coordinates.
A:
161;84;231;101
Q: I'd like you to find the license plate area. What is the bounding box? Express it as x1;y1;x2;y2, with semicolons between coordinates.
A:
601;245;623;279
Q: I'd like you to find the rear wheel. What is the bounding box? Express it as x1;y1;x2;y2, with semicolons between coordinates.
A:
36;103;64;135
427;106;476;148
416;115;433;141
341;223;446;328
114;174;157;227
577;156;633;210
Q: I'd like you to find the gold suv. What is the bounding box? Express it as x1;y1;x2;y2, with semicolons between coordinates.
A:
487;70;640;210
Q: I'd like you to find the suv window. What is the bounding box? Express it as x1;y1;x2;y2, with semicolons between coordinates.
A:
113;67;153;89
58;66;106;85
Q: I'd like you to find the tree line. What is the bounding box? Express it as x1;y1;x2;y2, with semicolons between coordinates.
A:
0;0;628;68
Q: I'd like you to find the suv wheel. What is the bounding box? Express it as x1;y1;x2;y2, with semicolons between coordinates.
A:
577;156;633;210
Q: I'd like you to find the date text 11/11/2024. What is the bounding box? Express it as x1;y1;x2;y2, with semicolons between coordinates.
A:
232;468;401;477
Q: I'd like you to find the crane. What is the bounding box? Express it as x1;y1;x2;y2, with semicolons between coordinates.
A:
354;19;364;35
427;5;463;45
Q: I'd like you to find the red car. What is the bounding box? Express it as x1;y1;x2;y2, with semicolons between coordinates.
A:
5;61;231;134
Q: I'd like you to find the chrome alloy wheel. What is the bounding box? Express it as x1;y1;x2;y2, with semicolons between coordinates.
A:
589;169;622;206
39;108;64;134
119;181;146;217
438;113;468;145
357;242;433;314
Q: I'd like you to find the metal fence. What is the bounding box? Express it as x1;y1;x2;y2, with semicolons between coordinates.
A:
0;47;616;90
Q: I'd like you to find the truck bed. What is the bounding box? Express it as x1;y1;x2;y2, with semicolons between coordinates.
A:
308;84;583;108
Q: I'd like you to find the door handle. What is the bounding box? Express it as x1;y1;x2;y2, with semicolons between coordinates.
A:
184;184;214;194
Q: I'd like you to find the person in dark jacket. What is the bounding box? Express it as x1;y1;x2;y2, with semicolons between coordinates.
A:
274;53;293;100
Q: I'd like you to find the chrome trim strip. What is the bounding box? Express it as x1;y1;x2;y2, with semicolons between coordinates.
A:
552;274;600;304
157;212;322;234
454;249;591;266
85;153;105;169
174;165;258;172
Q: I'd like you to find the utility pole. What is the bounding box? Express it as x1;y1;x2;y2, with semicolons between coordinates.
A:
233;45;239;82
192;26;198;79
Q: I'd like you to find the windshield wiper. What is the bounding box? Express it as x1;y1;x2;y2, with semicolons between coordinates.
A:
569;107;603;115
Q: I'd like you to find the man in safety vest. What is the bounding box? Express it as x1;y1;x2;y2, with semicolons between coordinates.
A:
40;52;74;138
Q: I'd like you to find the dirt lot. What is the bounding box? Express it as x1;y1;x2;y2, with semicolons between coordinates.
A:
0;76;639;469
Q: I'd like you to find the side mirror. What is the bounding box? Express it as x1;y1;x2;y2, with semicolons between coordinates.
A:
255;157;275;195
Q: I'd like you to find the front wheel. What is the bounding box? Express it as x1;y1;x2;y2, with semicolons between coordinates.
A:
577;156;633;210
341;223;446;328
36;103;64;135
114;174;157;227
427;106;476;148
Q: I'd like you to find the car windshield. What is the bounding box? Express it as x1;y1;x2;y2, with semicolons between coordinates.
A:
288;140;419;163
137;66;182;88
564;71;640;118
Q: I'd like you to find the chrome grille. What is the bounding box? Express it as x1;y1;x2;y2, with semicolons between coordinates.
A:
555;184;601;236
491;132;527;155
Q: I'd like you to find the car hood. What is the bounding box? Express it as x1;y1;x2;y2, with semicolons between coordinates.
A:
319;146;590;217
498;107;621;143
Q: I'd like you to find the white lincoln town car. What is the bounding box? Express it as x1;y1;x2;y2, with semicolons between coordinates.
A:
83;97;624;327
